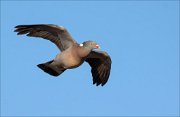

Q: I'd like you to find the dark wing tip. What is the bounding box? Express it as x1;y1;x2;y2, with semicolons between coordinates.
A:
14;25;20;28
14;25;27;28
14;25;30;35
101;83;105;86
93;63;111;87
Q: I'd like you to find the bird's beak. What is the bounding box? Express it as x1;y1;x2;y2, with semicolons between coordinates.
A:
96;44;100;49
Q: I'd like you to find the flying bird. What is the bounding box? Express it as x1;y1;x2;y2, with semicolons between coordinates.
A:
14;24;112;86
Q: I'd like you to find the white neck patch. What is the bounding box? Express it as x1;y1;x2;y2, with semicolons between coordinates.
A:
59;26;65;30
79;43;83;47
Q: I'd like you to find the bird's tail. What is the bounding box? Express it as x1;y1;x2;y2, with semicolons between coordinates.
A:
37;60;65;76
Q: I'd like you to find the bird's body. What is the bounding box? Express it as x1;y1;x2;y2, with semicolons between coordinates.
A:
14;24;112;86
53;45;89;69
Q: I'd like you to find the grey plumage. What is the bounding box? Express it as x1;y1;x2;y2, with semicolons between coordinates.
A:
14;24;112;86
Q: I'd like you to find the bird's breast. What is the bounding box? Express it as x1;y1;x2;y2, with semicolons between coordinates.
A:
56;52;83;69
64;55;83;69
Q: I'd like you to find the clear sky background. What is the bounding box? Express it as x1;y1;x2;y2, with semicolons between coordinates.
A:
1;1;179;116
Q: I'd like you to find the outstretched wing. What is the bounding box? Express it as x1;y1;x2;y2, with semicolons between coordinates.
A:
14;24;77;51
85;51;112;86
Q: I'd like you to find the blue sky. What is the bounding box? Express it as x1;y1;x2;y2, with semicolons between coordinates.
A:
1;1;179;116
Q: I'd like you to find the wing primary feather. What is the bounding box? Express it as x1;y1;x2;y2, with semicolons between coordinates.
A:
101;68;108;86
102;66;111;86
17;30;30;35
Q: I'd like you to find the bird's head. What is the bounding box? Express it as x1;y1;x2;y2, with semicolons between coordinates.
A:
79;41;100;50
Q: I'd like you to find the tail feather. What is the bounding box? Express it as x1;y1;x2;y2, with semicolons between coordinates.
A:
37;60;65;76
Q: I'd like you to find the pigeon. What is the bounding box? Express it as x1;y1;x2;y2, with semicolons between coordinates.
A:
14;24;112;86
